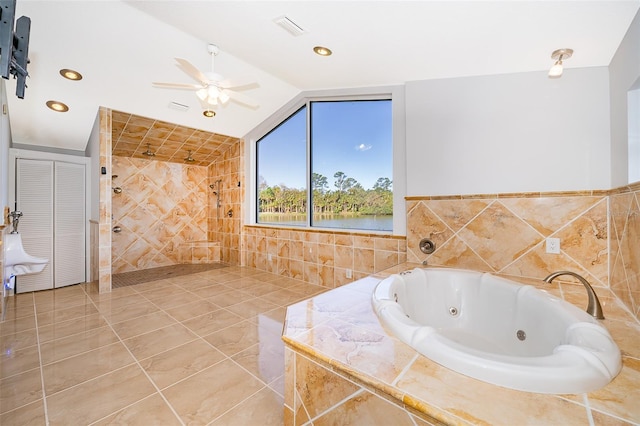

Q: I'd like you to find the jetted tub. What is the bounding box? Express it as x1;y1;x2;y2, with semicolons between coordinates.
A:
372;268;622;394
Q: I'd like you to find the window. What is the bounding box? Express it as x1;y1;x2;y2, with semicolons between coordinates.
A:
256;98;393;231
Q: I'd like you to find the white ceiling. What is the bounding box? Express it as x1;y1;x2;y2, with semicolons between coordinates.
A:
5;1;639;152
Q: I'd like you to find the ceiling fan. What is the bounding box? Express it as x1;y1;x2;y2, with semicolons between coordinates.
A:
152;44;259;112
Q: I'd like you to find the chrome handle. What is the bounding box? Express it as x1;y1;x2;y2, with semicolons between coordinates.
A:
112;226;121;233
419;238;436;254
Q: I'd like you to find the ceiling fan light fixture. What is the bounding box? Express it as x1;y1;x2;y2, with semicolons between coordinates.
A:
548;48;573;78
313;46;332;56
184;150;196;162
46;100;69;112
153;43;259;111
59;68;83;81
208;86;221;99
196;88;208;101
203;109;216;118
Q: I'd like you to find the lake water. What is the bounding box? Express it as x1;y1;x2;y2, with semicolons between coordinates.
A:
259;214;393;231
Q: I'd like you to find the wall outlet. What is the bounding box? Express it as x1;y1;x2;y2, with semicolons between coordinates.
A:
345;269;352;279
546;238;560;254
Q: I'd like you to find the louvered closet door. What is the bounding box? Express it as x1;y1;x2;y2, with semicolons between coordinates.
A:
15;159;54;292
54;162;86;287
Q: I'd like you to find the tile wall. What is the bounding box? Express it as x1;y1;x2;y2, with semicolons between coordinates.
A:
610;183;640;320
285;349;436;425
407;193;609;283
243;226;406;288
207;140;244;266
407;186;640;322
110;156;209;273
98;107;112;293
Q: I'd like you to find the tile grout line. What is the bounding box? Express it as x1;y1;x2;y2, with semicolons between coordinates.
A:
582;393;595;426
31;266;298;424
32;291;51;425
204;383;274;426
104;272;278;422
151;272;289;423
126;278;266;424
81;284;187;426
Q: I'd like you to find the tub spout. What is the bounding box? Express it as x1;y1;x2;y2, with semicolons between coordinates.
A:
543;271;605;320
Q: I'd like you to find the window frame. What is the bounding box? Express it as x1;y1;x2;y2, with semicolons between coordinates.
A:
247;87;406;236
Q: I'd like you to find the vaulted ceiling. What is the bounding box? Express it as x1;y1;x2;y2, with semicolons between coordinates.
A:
5;1;639;152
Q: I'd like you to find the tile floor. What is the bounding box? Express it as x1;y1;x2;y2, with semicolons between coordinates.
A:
0;265;327;425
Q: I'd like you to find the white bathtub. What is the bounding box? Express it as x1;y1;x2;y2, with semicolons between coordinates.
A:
372;268;621;394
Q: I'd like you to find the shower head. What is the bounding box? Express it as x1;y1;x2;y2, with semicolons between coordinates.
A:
209;184;215;189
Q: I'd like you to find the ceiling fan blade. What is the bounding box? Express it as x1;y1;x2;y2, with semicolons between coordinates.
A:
225;89;259;109
152;82;203;90
218;78;259;91
175;58;209;86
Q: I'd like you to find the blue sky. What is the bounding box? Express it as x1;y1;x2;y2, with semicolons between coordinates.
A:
257;100;392;190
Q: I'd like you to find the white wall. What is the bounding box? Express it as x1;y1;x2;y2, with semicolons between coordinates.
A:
405;67;610;196
0;80;9;225
629;86;640;183
609;9;640;186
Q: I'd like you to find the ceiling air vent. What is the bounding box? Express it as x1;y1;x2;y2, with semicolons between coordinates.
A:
168;101;189;112
273;15;307;37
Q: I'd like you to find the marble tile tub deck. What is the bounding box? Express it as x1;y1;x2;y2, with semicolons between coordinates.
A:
0;265;327;425
283;263;640;425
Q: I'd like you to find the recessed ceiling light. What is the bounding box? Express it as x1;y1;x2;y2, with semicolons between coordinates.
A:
46;100;69;112
203;110;216;118
313;46;332;56
59;69;82;81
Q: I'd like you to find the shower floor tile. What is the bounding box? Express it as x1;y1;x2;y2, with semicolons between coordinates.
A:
112;262;228;288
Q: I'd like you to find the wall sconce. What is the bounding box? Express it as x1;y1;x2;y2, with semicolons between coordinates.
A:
548;48;573;78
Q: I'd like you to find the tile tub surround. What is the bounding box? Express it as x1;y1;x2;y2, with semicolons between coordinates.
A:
282;264;640;425
0;265;327;425
407;184;640;323
407;193;609;285
610;183;640;320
